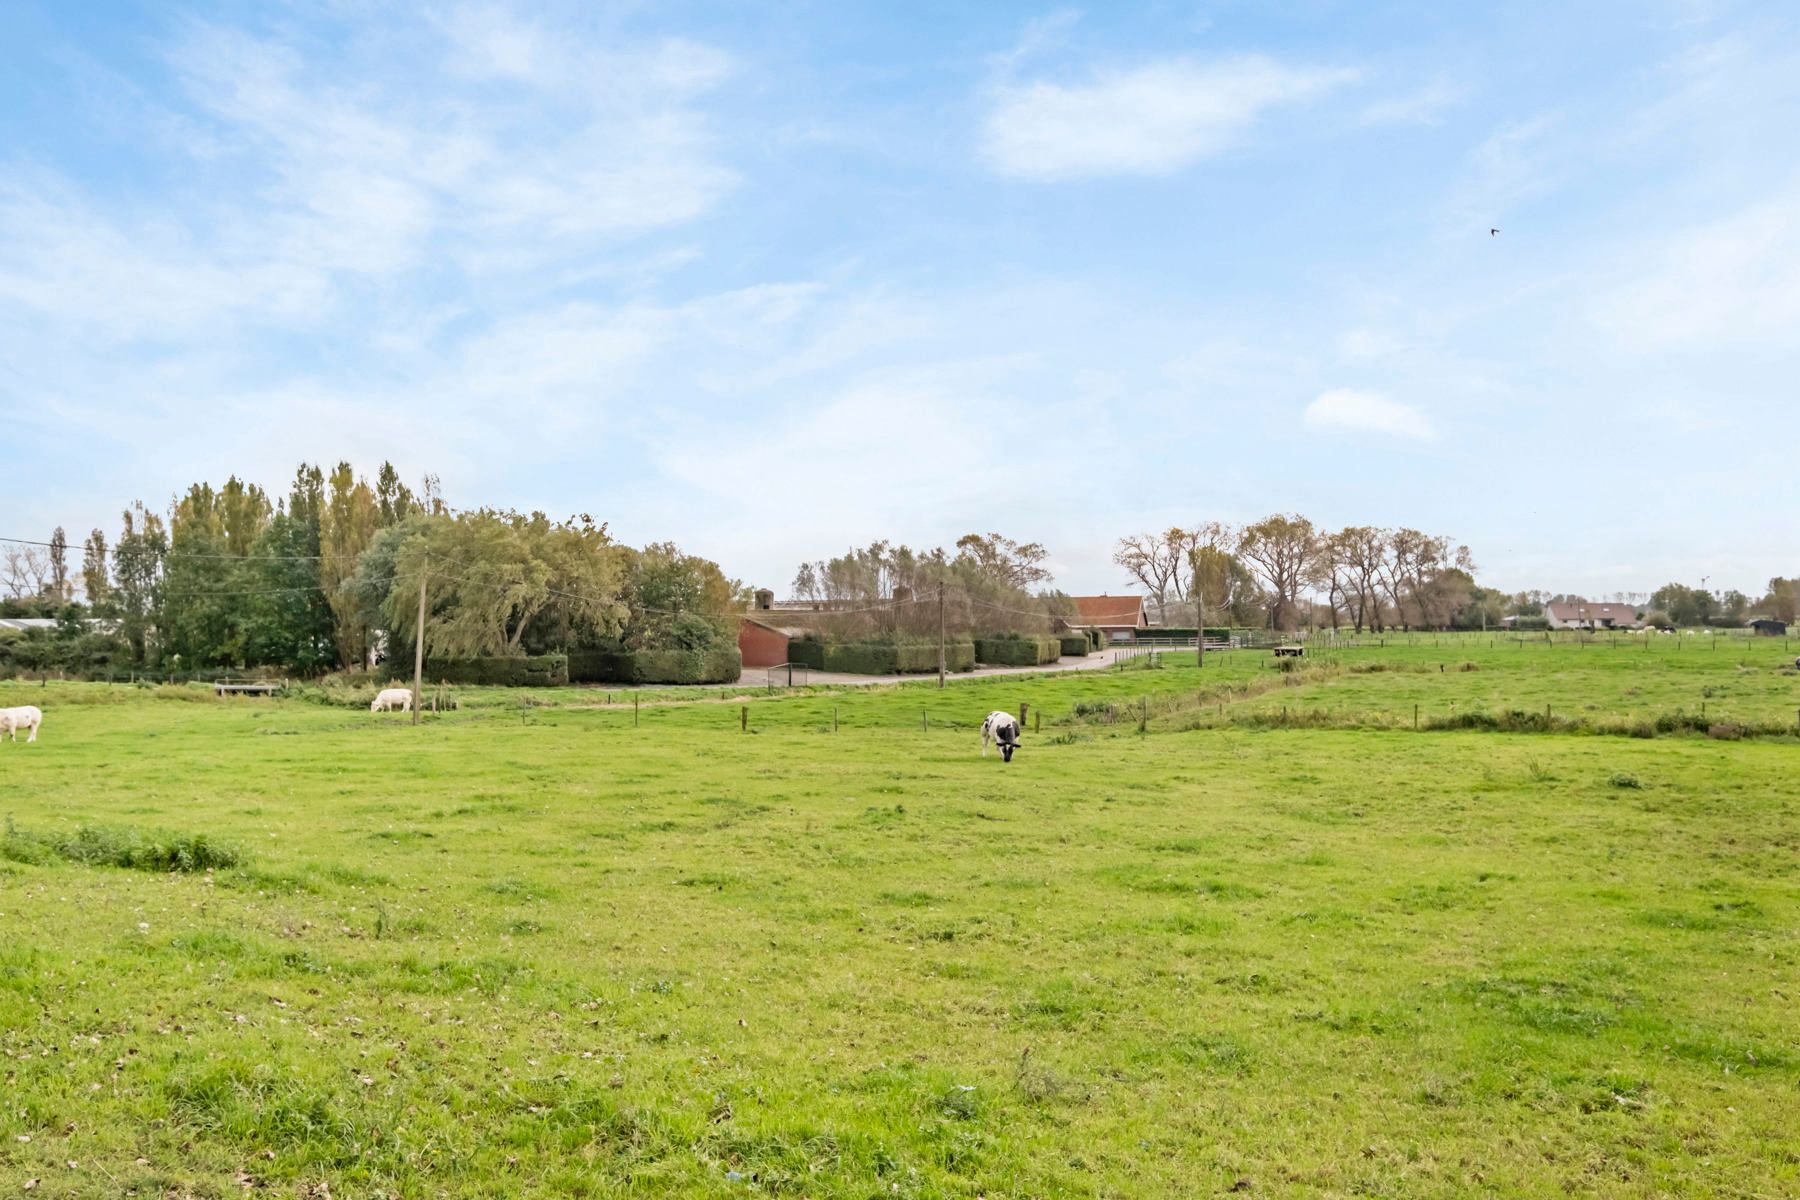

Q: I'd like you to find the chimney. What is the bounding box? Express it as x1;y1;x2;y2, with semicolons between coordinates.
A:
754;588;774;610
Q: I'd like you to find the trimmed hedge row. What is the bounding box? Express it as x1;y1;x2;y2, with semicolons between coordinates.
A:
414;646;741;688
1058;634;1090;657
568;646;741;685
420;655;569;687
821;640;976;675
973;635;1062;666
788;637;826;671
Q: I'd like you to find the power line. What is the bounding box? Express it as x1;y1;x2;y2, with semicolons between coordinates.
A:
0;534;355;564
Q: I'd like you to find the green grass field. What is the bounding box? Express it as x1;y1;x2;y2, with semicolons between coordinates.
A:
2;640;1797;1198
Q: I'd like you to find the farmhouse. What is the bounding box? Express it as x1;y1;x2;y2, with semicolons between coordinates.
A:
1748;617;1789;636
1071;594;1148;642
1543;601;1642;631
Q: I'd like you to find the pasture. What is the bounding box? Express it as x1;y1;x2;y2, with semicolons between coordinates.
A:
2;640;1797;1198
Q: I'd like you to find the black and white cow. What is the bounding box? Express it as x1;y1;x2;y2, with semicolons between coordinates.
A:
981;710;1021;762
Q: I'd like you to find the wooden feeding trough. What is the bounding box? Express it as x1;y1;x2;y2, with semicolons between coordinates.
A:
1271;645;1305;660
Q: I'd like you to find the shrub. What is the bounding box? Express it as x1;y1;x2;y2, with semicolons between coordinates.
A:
1608;772;1643;789
973;635;1061;666
1707;722;1744;742
1086;629;1106;652
417;655;569;687
787;635;826;671
808;640;971;675
568;646;740;684
1059;635;1089;657
1510;617;1550;632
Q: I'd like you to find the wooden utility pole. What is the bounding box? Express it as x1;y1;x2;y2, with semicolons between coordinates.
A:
411;560;427;727
938;586;947;689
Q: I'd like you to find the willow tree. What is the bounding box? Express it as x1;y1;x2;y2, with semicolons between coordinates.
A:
382;510;627;658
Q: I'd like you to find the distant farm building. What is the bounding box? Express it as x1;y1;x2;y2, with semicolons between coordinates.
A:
738;616;804;668
738;590;808;668
1748;617;1788;636
1071;595;1148;642
1543;601;1642;631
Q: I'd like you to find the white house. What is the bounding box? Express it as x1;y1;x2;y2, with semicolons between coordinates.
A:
1543;601;1642;631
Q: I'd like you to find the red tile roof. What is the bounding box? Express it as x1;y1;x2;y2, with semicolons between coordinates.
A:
1071;595;1146;627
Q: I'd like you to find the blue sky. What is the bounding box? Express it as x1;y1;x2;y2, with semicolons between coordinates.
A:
2;1;1796;598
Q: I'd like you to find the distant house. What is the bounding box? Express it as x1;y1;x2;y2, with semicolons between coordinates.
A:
1071;595;1148;642
738;616;809;668
1543;601;1642;631
1748;617;1789;637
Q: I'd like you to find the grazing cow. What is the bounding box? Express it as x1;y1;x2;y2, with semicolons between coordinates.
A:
0;705;43;743
981;710;1021;762
370;688;414;713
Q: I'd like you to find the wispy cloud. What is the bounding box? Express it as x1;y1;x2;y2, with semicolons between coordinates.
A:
1359;80;1465;126
1593;181;1800;352
0;10;736;343
1302;389;1435;440
982;55;1357;180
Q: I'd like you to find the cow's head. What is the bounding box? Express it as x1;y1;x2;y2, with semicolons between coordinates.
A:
1000;739;1017;762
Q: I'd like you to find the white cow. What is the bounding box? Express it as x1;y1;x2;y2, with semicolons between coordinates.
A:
981;710;1021;762
370;688;414;713
0;705;43;743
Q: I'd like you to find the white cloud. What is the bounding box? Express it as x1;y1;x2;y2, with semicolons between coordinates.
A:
982;56;1357;180
1359;81;1465;126
0;12;737;343
1594;182;1800;351
1302;389;1435;439
1439;115;1562;234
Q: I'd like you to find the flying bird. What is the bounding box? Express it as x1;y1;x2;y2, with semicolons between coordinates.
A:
1490;227;1499;236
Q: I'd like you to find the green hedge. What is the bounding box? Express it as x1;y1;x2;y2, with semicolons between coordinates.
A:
1087;628;1106;652
973;635;1061;666
419;654;569;687
1058;634;1089;657
820;641;974;675
568;646;741;685
788;636;826;671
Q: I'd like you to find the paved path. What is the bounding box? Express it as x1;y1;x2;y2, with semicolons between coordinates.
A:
735;648;1138;688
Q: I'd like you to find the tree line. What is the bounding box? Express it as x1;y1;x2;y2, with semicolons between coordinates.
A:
1114;519;1798;632
786;533;1074;640
1113;517;1485;632
0;463;741;678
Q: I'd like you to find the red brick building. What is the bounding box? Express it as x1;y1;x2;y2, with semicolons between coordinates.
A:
738;617;794;668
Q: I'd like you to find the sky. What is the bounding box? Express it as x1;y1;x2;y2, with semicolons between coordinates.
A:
2;1;1797;600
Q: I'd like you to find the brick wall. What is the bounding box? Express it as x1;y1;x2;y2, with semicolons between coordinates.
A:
738;619;790;668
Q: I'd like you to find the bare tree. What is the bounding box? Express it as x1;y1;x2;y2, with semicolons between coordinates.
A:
1114;523;1235;620
2;545;50;601
954;533;1051;590
1334;526;1387;631
1237;514;1318;631
1113;530;1188;608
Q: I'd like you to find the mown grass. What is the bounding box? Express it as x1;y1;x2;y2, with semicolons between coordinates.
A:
0;642;1797;1197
